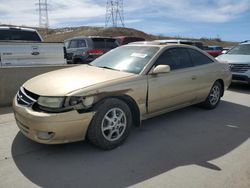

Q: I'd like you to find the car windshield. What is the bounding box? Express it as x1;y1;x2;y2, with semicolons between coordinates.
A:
90;46;159;74
227;44;250;55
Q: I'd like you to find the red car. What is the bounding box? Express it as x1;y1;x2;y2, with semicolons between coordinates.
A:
204;46;223;57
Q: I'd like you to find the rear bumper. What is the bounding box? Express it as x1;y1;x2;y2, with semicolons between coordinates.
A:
13;96;95;144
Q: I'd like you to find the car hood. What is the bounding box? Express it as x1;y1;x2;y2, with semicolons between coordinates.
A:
23;65;134;96
217;54;250;64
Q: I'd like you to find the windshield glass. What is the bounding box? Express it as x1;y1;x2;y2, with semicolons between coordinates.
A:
90;46;159;74
227;44;250;55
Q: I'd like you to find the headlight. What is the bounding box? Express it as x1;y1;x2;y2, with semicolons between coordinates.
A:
68;96;84;106
66;96;94;107
37;97;65;108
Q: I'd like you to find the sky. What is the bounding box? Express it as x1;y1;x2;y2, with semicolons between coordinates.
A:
0;0;249;41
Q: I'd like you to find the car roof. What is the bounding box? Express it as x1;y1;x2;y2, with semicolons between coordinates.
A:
153;39;202;44
65;36;114;41
114;36;144;39
127;41;201;49
129;40;196;46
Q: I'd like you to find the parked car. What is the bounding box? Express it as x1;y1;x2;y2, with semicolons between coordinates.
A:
0;26;66;67
64;36;119;64
204;46;223;57
114;36;145;45
13;41;231;150
154;39;204;49
217;41;250;84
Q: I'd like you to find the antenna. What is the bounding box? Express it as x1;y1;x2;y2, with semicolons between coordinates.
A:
105;0;125;27
37;0;49;28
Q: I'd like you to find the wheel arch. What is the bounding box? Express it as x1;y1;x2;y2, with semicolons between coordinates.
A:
215;79;225;96
93;95;141;127
115;95;141;127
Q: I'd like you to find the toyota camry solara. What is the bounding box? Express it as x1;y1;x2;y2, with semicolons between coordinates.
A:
13;42;232;150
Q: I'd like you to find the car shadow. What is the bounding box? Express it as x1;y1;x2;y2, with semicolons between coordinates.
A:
11;101;250;188
229;82;250;94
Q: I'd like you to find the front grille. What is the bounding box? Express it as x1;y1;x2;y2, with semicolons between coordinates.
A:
16;87;38;106
232;75;250;82
230;64;250;73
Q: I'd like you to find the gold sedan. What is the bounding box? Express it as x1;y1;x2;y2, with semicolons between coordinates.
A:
13;42;232;149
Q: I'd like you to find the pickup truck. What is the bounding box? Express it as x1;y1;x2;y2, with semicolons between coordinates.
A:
0;26;66;67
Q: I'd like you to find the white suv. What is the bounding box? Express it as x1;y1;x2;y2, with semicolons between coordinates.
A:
217;41;250;85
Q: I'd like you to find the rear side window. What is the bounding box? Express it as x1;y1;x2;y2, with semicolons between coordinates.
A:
0;30;41;41
92;38;118;49
106;39;118;49
188;49;213;66
68;40;87;48
155;48;193;70
78;40;87;48
69;40;78;48
92;38;106;49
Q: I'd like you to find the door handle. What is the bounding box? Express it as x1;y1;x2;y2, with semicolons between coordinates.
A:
31;52;40;56
191;75;197;80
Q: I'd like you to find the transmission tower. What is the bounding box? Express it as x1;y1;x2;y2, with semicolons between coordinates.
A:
37;0;49;28
105;0;125;27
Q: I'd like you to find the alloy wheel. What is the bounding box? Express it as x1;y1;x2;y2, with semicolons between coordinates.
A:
101;108;127;142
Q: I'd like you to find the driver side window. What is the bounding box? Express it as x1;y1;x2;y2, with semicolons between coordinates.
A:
155;48;193;70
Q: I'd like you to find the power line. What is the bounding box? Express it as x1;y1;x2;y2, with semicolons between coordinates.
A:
105;0;125;27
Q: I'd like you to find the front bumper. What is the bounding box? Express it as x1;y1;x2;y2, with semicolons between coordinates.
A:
13;96;95;144
232;73;250;84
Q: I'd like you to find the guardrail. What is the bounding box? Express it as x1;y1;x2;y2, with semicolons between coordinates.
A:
0;65;76;107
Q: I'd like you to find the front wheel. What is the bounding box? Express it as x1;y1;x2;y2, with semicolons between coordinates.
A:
202;81;222;109
87;98;132;150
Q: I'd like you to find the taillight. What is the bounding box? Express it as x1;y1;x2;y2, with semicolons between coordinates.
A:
87;49;105;55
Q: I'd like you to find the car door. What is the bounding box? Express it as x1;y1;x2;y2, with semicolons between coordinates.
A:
187;48;218;101
147;47;199;114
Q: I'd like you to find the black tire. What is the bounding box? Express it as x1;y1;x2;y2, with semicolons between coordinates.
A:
202;81;222;109
87;98;132;150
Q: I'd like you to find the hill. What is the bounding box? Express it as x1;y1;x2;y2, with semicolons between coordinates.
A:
37;26;238;47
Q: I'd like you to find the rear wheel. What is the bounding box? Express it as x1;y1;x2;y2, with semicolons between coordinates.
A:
87;98;132;150
202;81;222;109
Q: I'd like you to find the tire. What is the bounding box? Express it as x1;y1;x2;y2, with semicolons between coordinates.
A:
202;81;222;109
87;98;132;150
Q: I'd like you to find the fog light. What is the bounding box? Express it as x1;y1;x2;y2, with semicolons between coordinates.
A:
37;131;55;140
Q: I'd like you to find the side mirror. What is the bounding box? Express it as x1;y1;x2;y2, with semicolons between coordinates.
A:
152;65;170;74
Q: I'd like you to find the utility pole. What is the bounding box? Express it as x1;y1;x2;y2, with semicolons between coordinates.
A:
37;0;49;28
105;0;125;28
